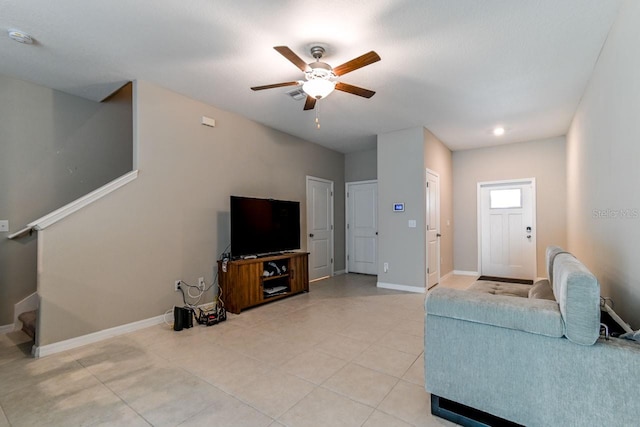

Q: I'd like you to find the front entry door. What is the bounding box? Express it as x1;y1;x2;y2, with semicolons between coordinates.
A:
306;176;334;281
479;180;536;280
347;181;377;274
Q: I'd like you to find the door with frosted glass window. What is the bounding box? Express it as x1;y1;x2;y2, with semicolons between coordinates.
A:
479;180;536;279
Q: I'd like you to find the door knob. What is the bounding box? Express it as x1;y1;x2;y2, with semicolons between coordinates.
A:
527;235;531;239
437;233;442;237
309;233;314;238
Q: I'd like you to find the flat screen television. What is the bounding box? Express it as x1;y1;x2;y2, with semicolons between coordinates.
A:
230;196;301;258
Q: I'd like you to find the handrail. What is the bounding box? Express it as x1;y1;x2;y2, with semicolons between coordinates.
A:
6;170;139;239
7;226;33;240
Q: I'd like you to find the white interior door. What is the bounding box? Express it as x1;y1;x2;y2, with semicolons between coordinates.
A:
347;181;377;275
306;176;334;281
426;170;440;289
479;180;536;280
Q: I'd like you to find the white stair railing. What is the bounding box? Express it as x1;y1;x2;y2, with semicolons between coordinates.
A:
6;170;139;239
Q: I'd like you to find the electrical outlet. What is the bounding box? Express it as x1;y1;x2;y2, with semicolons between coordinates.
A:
198;277;205;290
383;262;389;273
175;280;181;291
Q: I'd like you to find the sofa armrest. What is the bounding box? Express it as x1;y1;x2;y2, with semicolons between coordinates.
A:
425;288;564;338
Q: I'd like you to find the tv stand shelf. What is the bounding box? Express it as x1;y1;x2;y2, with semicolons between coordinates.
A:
263;274;289;282
218;252;309;314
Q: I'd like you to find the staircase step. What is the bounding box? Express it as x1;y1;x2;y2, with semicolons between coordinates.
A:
18;310;36;340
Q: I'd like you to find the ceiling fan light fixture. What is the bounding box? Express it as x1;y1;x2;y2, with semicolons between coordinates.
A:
303;78;335;99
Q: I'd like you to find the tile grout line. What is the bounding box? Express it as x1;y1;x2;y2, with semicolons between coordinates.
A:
74;352;154;427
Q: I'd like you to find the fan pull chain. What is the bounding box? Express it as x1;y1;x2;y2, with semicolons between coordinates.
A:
315;100;321;130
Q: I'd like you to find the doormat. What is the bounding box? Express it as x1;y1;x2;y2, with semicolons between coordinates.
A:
477;275;533;285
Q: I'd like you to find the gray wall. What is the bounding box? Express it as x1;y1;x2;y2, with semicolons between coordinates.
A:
0;75;132;326
566;0;640;328
37;80;345;345
377;127;453;290
345;147;377;182
378;128;425;289
452;137;567;277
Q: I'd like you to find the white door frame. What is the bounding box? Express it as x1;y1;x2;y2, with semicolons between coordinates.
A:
345;179;378;274
477;178;537;277
426;169;440;289
306;176;334;280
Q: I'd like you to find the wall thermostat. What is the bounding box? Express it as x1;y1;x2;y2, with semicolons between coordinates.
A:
393;203;405;212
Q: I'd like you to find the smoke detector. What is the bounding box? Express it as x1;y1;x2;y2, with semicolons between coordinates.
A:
8;29;33;44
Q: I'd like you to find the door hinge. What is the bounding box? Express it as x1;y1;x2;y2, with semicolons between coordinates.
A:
347;255;349;261
347;224;349;229
347;192;349;197
331;225;333;230
426;182;429;188
331;191;333;196
331;258;333;263
427;267;430;274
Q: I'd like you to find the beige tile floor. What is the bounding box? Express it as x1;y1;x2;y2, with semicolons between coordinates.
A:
0;274;471;427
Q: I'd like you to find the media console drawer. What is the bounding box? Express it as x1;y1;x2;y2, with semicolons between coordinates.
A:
218;252;309;314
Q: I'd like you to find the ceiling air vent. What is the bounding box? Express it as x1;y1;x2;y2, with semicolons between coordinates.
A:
286;87;306;101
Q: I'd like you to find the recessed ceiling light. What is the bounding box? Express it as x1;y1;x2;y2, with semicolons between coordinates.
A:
8;29;33;44
492;126;506;136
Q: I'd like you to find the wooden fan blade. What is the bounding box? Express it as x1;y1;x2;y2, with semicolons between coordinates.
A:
333;51;381;76
274;46;309;72
251;81;300;91
303;96;317;110
335;82;376;98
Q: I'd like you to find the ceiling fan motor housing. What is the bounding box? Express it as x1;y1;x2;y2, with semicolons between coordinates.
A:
305;62;335;81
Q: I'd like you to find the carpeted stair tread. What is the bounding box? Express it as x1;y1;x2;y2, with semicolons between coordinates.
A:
18;310;36;340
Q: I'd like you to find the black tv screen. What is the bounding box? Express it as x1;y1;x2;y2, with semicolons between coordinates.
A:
230;196;301;258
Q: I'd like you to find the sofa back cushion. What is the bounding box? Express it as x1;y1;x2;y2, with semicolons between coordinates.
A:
546;245;571;287
552;253;600;345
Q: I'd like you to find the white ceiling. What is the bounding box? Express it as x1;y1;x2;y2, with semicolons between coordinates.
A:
0;0;622;153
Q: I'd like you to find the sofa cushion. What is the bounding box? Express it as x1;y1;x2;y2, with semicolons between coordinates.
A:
468;280;530;298
552;253;601;345
528;279;555;301
426;288;564;338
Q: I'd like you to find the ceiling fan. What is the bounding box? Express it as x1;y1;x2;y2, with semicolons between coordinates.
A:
251;45;381;111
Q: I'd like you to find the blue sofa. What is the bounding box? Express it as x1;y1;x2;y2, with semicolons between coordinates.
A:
425;247;640;426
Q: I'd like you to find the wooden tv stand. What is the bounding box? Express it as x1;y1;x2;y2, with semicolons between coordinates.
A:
217;252;309;314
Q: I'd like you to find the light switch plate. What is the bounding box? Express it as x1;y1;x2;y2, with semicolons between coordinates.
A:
408;220;417;228
0;220;8;232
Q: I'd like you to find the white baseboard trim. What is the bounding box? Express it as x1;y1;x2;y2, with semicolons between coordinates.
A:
0;324;15;334
333;270;346;276
33;313;165;358
377;281;426;294
453;270;479;277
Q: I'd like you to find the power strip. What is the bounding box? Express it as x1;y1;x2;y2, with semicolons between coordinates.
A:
196;306;227;326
